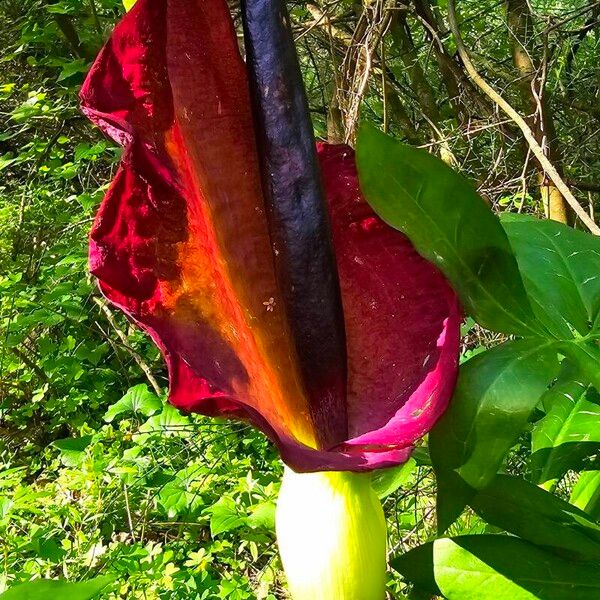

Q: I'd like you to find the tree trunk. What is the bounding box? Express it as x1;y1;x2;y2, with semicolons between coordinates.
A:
506;0;570;223
389;9;440;124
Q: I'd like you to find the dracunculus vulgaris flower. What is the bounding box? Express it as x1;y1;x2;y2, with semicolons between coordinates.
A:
81;0;461;597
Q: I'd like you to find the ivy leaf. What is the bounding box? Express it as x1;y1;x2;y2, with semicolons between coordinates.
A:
430;340;560;531
356;124;540;336
104;384;162;422
0;576;113;599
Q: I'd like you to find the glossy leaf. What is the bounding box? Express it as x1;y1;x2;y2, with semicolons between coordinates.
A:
393;536;600;599
560;341;600;394
569;471;600;521
356;124;539;336
531;363;599;485
502;213;600;339
469;475;600;561
0;577;113;600
391;541;441;596
430;340;560;531
571;471;600;521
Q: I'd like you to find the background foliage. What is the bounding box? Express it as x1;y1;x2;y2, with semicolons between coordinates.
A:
1;0;600;598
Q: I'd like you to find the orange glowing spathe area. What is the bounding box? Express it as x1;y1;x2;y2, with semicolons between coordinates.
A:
161;125;318;450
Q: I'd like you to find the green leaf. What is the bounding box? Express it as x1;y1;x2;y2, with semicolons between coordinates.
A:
430;340;559;531
134;405;191;445
560;341;600;394
45;2;75;14
531;363;599;485
31;537;66;562
371;458;416;499
0;576;113;599
52;435;93;467
104;384;162;422
356;124;539;336
57;59;89;82
393;536;600;599
156;466;206;518
410;447;431;466
469;475;600;562
571;471;600;520
247;502;276;530
502;213;600;339
206;497;245;537
391;541;441;596
158;480;192;519
135;404;191;440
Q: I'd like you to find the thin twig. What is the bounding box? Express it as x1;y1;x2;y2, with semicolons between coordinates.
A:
93;297;162;395
123;483;136;542
10;347;49;384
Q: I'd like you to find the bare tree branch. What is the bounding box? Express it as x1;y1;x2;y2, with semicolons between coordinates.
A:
447;0;600;235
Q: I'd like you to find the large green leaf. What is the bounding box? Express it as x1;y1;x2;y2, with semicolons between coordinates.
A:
391;540;441;596
502;213;600;339
531;363;599;485
469;475;600;561
392;536;600;599
571;471;600;521
247;501;276;530
157;465;206;518
0;576;113;599
356;124;540;336
559;341;600;393
430;340;559;531
104;384;162;422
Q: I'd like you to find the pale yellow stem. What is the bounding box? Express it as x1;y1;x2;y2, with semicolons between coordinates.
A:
276;467;387;600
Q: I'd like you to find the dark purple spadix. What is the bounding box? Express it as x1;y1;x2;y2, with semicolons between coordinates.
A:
240;0;348;448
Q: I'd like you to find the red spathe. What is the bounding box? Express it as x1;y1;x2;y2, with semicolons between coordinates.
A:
81;0;461;472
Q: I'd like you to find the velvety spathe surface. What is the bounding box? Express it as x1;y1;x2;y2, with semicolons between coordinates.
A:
81;0;461;472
